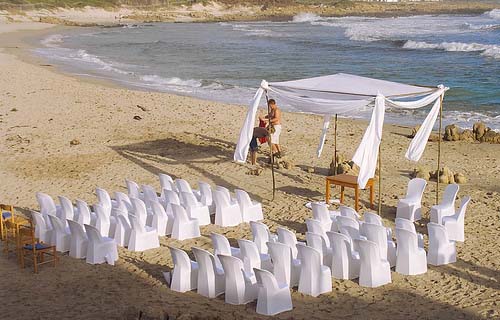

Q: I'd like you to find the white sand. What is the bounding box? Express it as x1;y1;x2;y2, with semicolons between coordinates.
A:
0;21;499;320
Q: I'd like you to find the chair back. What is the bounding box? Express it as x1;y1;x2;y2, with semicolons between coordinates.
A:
267;241;292;285
210;233;232;256
31;210;48;239
171;204;190;223
235;189;252;208
250;221;271;254
192;246;218;279
455;196;471;222
129;214;146;233
164;190;181;206
337;215;359;228
131;198;147;226
116;214;131;230
175;179;193;194
126;180;141;199
296;243;322;275
355;239;382;268
76;199;91;225
141;185;159;207
169;246;192;271
406;178;427;200
151;201;167;219
395;218;417;234
115;192;132;209
328;231;354;268
395;228;418;256
311;202;331;225
159;174;174;191
213;190;229;208
340;205;360;219
363;212;383;226
305;218;329;247
84;224;103;243
94;203;110;221
58;196;74;221
218;254;245;284
68;219;87;240
427;222;450;246
48;215;65;233
361;223;388;259
180;192;198;208
442;184;459;207
277;227;298;258
254;267;280;291
96;188;112;212
238;239;262;274
306;232;328;259
198;182;213;205
36;192;57;216
215;186;231;202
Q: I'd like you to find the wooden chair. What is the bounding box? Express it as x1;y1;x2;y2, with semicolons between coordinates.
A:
0;204;14;241
17;221;57;273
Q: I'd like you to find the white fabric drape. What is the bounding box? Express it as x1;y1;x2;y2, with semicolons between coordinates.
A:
316;115;331;157
234;87;264;163
405;95;442;161
352;94;385;189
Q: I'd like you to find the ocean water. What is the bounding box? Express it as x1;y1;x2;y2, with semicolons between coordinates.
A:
34;10;500;130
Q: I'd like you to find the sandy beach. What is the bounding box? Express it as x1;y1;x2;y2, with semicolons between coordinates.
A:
0;21;499;320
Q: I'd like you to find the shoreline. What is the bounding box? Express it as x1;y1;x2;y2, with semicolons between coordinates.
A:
1;20;499;320
1;1;498;26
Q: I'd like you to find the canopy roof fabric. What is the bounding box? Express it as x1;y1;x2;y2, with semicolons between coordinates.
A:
234;73;447;189
270;73;435;99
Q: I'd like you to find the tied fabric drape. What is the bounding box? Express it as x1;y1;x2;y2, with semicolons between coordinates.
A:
352;87;447;188
405;96;442;161
316;115;331;157
234;87;265;163
352;95;385;189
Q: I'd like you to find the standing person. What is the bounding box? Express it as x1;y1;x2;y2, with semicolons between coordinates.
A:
259;99;282;158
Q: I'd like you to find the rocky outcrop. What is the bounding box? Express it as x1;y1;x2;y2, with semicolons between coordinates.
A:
411;166;467;184
411;121;499;144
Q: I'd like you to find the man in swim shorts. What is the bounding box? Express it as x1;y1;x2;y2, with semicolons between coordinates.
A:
259;99;282;158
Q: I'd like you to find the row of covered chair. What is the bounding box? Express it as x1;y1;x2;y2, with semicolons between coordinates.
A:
34;175;265;255
396;179;470;239
165;222;293;316
309;197;469;284
129;173;264;228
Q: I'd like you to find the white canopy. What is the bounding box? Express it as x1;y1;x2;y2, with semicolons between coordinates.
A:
234;73;448;188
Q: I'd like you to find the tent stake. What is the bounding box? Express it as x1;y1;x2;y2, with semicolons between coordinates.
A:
265;91;276;201
333;114;338;176
378;142;382;215
436;94;443;204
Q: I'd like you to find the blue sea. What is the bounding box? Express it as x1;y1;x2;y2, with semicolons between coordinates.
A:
34;9;500;130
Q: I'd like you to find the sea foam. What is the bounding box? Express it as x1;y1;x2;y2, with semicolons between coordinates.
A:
403;40;500;59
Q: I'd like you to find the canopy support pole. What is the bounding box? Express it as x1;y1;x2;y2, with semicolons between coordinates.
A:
436;94;443;204
378;142;382;215
265;91;276;201
333;114;338;176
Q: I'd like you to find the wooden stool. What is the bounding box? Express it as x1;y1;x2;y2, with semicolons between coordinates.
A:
325;174;374;211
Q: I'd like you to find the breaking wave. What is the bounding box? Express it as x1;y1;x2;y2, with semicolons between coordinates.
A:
485;8;500;19
292;13;322;23
403;40;500;59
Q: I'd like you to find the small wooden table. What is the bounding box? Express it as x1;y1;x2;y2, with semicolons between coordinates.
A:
325;174;374;211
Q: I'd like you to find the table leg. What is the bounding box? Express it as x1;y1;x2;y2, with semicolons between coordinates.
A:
325;180;330;204
355;186;359;212
340;186;344;204
370;184;374;209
